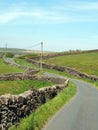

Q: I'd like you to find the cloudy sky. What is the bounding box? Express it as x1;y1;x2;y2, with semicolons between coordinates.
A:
0;0;98;52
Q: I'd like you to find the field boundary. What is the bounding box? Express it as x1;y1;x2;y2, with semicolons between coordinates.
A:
0;76;69;130
27;58;98;81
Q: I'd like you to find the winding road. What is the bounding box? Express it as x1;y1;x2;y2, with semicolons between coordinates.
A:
43;79;98;130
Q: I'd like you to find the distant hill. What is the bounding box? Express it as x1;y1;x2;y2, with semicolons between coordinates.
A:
0;47;98;56
0;48;26;54
0;48;55;55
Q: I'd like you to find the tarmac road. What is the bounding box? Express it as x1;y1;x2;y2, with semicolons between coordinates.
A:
43;80;98;130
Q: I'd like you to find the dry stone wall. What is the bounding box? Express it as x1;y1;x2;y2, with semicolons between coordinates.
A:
29;49;98;60
0;71;37;81
3;58;39;73
27;59;98;81
0;76;69;130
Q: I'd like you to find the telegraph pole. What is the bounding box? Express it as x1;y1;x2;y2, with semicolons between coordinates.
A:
5;43;7;57
40;42;43;72
5;43;7;49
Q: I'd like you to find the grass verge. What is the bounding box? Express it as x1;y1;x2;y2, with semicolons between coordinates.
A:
9;81;76;130
15;58;98;88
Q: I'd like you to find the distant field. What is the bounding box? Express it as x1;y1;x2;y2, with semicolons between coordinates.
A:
44;52;98;76
0;59;24;74
0;48;25;54
16;59;39;69
0;79;53;95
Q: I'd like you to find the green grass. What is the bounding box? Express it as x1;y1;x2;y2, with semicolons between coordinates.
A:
16;59;39;69
44;52;98;76
0;80;53;96
0;59;24;74
9;81;76;130
16;58;74;78
15;57;98;88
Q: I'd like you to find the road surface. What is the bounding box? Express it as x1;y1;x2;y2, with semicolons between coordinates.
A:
43;80;98;130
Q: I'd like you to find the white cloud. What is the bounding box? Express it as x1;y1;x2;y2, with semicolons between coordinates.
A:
69;1;98;11
1;1;98;24
0;12;19;24
0;9;71;24
0;10;44;24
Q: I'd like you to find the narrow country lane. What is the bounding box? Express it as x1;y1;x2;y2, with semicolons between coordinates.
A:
43;80;98;130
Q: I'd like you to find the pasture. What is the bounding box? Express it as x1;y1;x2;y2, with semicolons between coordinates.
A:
44;51;98;76
0;59;24;74
0;79;53;96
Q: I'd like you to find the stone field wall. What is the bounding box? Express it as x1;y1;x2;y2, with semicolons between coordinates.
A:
0;71;37;81
3;57;39;73
27;59;98;81
0;76;69;130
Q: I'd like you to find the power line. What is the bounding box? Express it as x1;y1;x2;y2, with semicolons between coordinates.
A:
24;43;41;49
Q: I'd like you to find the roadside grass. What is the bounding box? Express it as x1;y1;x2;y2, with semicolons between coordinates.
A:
0;59;24;74
9;81;76;130
80;78;98;88
0;80;53;96
15;58;72;77
44;52;98;76
16;58;98;88
15;58;98;87
43;68;98;88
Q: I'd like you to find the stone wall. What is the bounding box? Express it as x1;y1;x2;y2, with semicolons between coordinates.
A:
3;57;39;73
0;71;38;81
27;59;98;81
0;58;39;81
0;76;69;130
29;49;98;60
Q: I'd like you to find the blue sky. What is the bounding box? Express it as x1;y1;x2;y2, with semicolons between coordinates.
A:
0;0;98;52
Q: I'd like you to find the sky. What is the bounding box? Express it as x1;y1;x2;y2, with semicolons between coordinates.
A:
0;0;98;52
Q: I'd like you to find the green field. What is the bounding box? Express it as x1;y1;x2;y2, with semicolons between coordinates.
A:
0;59;24;74
1;49;98;130
44;52;98;76
0;79;53;95
16;59;39;69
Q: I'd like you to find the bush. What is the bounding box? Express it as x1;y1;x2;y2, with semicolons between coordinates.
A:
6;53;14;58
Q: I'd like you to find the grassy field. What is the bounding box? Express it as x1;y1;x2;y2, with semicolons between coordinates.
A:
44;52;98;76
0;59;24;74
9;81;76;130
16;59;39;69
0;79;53;96
1;50;98;130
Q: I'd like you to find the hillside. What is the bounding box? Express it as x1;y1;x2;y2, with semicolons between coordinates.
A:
0;48;26;54
44;51;98;76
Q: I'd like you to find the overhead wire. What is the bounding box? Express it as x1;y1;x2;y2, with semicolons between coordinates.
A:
21;43;41;50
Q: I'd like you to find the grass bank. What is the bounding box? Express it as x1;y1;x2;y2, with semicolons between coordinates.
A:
9;81;76;130
0;80;53;96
